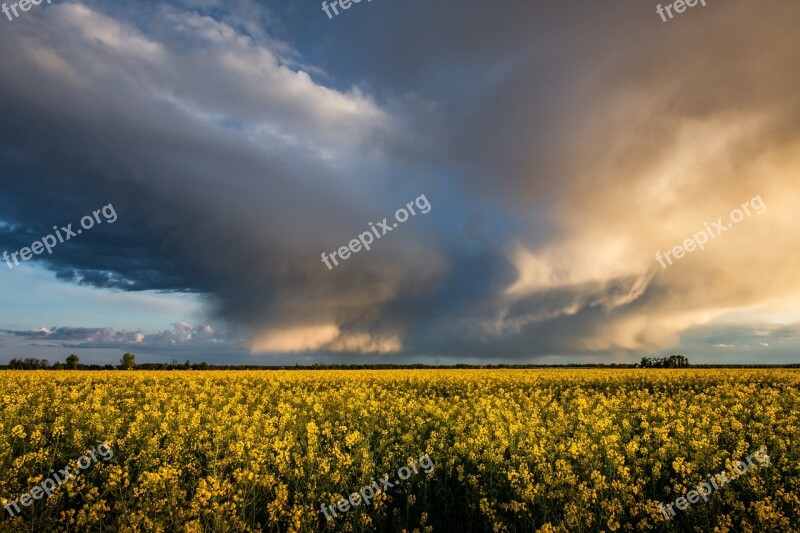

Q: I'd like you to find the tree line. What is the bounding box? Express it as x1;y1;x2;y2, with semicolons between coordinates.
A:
5;353;137;370
639;355;690;368
3;353;798;370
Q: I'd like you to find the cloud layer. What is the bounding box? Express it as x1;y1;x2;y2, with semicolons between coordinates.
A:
1;0;799;362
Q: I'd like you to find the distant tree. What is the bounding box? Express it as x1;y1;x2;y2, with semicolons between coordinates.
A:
52;362;65;370
25;358;41;369
641;355;690;368
121;353;136;370
66;354;80;370
667;355;689;368
8;357;50;370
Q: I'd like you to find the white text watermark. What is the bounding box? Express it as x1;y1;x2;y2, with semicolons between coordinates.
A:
655;195;765;270
320;453;434;521
3;203;117;271
659;446;769;520
2;0;52;23
657;0;708;22
3;442;113;518
321;194;431;270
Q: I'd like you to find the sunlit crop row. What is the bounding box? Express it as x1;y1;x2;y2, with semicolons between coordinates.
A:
1;369;798;531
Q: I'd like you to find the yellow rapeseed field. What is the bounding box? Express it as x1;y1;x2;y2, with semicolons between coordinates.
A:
0;369;798;532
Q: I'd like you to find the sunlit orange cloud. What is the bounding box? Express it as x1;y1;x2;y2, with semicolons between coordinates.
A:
251;324;340;353
251;325;401;354
502;108;800;353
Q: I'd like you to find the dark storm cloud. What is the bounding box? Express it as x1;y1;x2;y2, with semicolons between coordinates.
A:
0;0;449;355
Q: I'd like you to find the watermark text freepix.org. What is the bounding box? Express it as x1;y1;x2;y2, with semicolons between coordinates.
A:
659;446;769;520
655;195;765;270
3;442;113;518
321;194;430;270
320;453;434;521
3;203;117;271
321;0;374;20
657;0;708;23
2;0;53;23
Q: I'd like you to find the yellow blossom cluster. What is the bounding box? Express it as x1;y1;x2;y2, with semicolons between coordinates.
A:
0;369;798;532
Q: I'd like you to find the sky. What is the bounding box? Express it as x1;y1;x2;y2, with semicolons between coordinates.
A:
0;0;798;365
